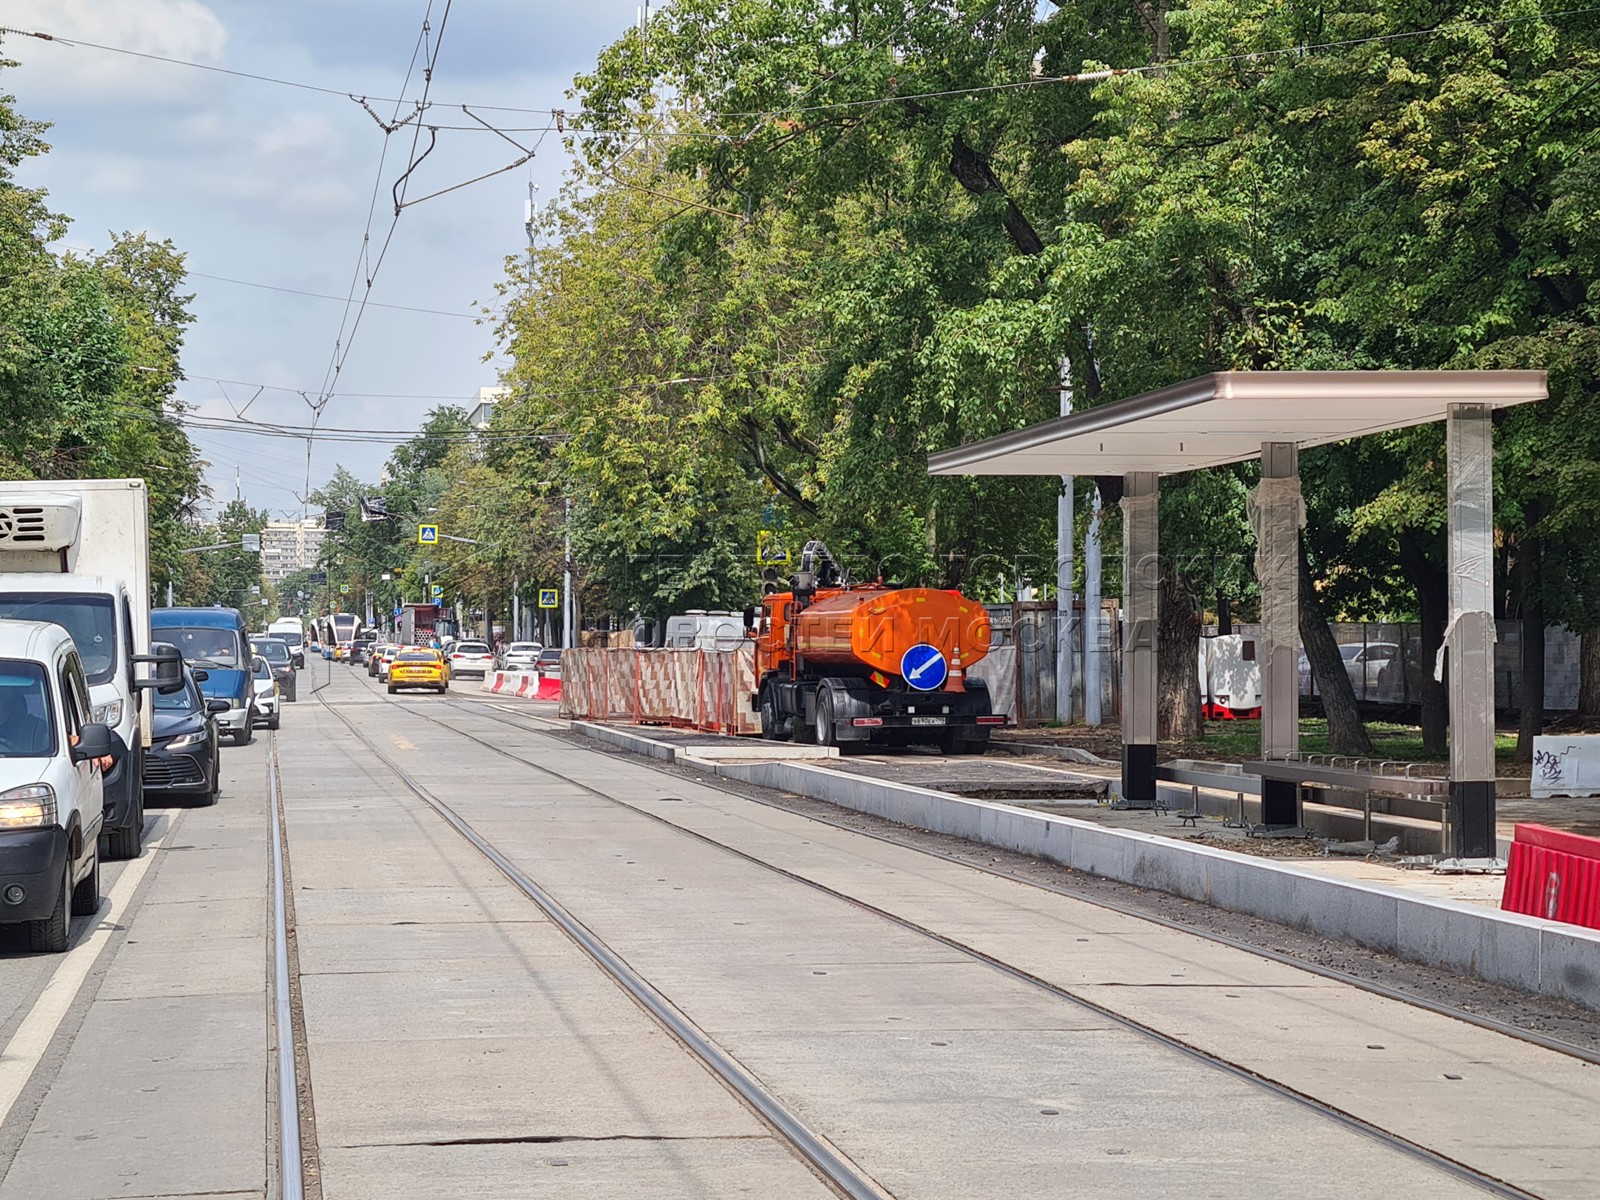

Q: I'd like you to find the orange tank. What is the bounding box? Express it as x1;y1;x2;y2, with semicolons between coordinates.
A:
764;586;991;681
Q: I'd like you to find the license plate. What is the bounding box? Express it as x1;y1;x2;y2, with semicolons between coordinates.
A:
910;716;946;726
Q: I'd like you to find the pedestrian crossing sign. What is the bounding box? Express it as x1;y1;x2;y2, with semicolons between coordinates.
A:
418;524;439;545
430;584;444;600
538;588;559;609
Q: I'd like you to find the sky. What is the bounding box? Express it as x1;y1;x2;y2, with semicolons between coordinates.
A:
4;0;644;520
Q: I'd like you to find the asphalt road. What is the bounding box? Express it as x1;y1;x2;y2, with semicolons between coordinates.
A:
0;659;1595;1199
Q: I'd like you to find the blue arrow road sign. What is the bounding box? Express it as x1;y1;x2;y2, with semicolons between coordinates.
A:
900;643;947;691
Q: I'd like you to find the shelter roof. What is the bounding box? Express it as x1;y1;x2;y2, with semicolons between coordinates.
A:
926;370;1548;477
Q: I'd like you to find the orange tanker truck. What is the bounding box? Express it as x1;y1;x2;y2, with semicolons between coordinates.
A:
744;540;1005;753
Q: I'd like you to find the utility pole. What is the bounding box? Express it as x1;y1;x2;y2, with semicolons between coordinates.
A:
1084;486;1103;726
1056;358;1074;725
562;497;573;650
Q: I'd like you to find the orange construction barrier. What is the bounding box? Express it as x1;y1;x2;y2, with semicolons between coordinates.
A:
1501;823;1600;929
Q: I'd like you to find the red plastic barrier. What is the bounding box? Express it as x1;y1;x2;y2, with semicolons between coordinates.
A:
535;677;561;701
1501;823;1600;929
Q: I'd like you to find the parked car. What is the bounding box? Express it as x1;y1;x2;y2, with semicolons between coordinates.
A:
535;647;563;678
377;644;399;680
153;607;253;745
449;640;495;680
250;655;281;730
366;643;388;677
499;641;542;671
387;648;450;695
251;636;297;701
144;663;222;805
0;619;116;951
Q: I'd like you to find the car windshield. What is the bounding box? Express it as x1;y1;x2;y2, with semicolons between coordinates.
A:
508;643;539;654
161;625;244;668
538;650;562;662
155;680;199;712
0;592;117;685
397;652;437;663
272;630;304;649
456;642;490;654
1338;645;1364;661
0;661;55;757
253;640;291;664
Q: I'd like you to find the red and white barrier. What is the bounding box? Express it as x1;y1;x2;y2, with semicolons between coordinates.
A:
1502;823;1600;929
480;670;561;701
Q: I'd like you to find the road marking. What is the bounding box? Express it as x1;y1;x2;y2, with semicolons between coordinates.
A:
0;818;177;1131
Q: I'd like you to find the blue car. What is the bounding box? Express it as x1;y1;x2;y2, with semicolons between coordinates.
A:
151;608;254;745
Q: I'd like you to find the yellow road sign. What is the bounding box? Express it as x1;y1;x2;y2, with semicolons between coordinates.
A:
418;524;439;545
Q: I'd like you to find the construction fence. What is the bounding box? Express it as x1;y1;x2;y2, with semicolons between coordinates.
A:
558;646;761;735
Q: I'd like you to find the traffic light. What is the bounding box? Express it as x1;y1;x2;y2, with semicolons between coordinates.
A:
324;510;346;532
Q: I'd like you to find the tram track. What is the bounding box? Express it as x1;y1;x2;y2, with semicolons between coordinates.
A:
316;676;1557;1199
445;694;1600;1068
312;681;890;1199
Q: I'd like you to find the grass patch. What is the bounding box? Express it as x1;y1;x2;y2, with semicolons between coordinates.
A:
1193;719;1518;764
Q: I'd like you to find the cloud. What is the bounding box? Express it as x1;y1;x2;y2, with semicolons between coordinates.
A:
6;1;228;101
252;112;340;159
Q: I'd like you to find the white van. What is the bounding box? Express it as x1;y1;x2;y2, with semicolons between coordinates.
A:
0;620;121;951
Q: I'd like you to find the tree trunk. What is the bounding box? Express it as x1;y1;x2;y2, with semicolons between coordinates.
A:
1157;569;1203;740
1580;632;1600;715
1398;530;1448;756
1516;527;1545;764
1298;540;1373;755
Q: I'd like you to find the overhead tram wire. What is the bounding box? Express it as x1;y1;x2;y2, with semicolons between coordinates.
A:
304;1;444;518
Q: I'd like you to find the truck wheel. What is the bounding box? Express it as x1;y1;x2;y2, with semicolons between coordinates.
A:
28;865;71;953
104;791;144;860
71;849;101;917
814;688;839;748
759;683;783;741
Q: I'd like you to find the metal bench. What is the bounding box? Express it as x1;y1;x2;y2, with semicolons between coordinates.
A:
1243;757;1450;842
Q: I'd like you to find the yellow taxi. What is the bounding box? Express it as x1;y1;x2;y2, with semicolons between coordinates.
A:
386;647;450;695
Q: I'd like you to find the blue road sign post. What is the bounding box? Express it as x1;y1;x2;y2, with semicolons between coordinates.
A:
900;644;948;691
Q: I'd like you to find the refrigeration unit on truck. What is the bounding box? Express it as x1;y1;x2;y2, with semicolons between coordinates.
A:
0;479;184;860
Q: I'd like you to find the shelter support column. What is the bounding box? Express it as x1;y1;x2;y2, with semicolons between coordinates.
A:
1254;443;1304;825
1120;472;1159;805
1446;403;1497;858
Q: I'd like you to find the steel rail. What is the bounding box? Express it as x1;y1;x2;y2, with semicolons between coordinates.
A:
454;696;1600;1069
267;735;306;1200
312;686;889;1200
380;693;1552;1200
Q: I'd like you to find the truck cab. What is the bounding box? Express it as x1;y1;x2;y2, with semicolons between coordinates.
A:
0;620;117;952
0;481;159;861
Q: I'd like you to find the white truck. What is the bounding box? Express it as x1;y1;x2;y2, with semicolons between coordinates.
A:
0;479;180;860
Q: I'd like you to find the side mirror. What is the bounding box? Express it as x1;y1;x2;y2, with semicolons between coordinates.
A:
206;699;230;714
73;722;115;763
292;653;305;668
742;606;757;633
134;642;186;693
192;669;210;682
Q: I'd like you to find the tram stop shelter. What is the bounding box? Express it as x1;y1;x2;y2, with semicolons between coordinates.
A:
928;370;1549;859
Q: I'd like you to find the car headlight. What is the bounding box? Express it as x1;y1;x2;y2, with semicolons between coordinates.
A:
0;784;56;830
167;731;206;750
92;699;124;727
230;697;247;711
